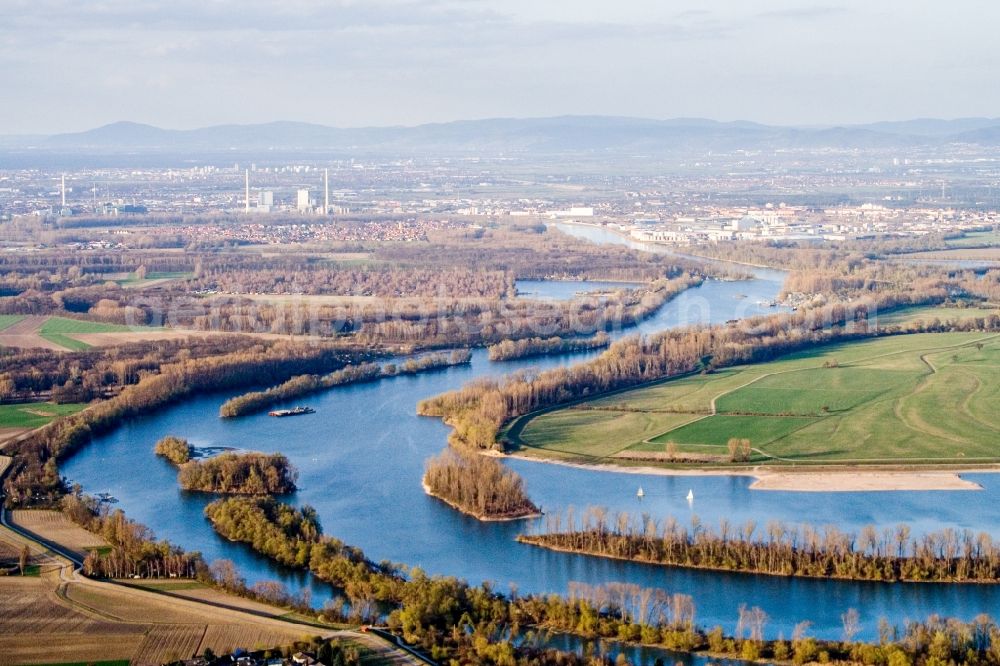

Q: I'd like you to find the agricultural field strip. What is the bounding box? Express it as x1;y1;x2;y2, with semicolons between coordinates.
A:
519;333;1000;464
588;371;787;459
5;516;416;665
643;333;1000;460
0;403;89;430
0;315;26;332
38;317;137;334
685;335;986;415
874;305;1000;326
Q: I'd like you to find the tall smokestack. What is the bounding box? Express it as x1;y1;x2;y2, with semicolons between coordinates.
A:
61;174;66;207
324;168;329;215
245;169;250;213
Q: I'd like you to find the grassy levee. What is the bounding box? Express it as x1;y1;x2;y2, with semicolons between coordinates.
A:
513;332;1000;467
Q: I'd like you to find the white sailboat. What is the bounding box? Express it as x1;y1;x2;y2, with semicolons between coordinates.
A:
686;489;694;502
636;486;645;499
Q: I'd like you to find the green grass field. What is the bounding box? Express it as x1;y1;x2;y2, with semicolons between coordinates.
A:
945;229;1000;247
0;314;25;332
511;332;1000;466
39;317;134;335
0;402;88;429
39;333;92;350
38;316;139;350
876;304;1000;327
116;270;193;286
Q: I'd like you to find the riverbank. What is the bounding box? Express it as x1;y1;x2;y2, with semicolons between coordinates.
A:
507;452;988;491
750;470;985;492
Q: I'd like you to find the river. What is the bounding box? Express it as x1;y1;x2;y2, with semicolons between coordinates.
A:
60;223;1000;644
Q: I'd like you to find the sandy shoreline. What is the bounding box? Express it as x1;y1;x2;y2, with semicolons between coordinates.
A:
749;471;983;492
507;452;990;492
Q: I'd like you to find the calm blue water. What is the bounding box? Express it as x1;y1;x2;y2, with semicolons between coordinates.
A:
60;226;1000;646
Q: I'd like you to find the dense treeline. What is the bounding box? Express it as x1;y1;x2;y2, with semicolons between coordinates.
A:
64;274;702;347
0;335;270;402
205;497;326;568
153;435;191;464
0;247;194;277
0;225;723;350
195;265;515;299
220;364;380;417
343;276;700;346
27;272;700;347
60;491;201;579
419;290;968;452
204;496;1000;666
520;511;1000;582
220;350;471;418
688;234;970;271
688;236;1000;312
3;340;361;506
177;452;297;495
487;333;611;361
422;449;540;520
378;225;728;282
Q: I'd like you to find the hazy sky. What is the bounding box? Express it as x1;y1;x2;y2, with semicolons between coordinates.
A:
2;0;997;133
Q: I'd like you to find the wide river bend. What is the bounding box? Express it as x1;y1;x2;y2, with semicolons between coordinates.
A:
62;223;1000;642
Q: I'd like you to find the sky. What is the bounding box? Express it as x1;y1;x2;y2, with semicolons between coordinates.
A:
1;0;998;134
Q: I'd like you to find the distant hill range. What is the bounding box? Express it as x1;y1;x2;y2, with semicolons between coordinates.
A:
8;116;1000;155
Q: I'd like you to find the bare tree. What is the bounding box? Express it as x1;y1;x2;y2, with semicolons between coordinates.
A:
841;608;861;643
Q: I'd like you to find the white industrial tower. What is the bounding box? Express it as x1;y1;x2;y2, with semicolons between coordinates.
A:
245;170;250;213
61;174;66;207
324;168;329;215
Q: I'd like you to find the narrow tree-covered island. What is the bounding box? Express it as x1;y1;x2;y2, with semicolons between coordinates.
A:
487;332;611;361
177;452;298;495
422;449;540;520
220;350;472;418
153;435;192;465
519;513;1000;583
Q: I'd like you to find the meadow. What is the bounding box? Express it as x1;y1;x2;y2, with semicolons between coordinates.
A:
512;332;1000;466
874;304;1000;327
38;317;137;350
115;270;194;287
0;315;26;332
945;229;1000;247
0;403;88;430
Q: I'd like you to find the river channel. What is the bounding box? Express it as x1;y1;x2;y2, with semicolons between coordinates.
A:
61;223;1000;642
